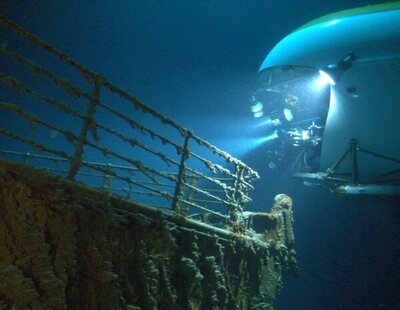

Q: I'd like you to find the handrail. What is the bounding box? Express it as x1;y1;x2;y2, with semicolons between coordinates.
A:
0;15;259;230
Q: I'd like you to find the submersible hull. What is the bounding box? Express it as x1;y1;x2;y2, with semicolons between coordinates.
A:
259;3;400;195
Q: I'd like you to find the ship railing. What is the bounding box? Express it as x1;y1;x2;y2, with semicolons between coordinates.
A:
0;15;259;229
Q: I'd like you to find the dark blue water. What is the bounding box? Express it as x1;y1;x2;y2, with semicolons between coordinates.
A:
1;1;399;308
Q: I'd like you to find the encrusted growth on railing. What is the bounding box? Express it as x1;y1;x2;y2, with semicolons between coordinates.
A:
0;15;259;229
68;78;102;180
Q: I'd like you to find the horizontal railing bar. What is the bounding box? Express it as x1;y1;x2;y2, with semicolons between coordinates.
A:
96;101;182;152
0;48;163;165
0;15;260;221
90;185;168;197
0;150;228;215
34;167;177;188
102;81;187;136
0;152;233;217
183;181;234;207
0;128;70;159
11;152;232;206
0;74;85;120
0;154;227;199
100;104;252;184
179;198;227;218
0;45;86;99
0;150;70;162
112;179;174;188
75;162;139;172
190;134;259;180
0;16;259;183
204;176;233;181
94;121;177;168
83;151;238;205
121;203;172;212
0;48;184;160
0;82;246;212
0;159;227;204
189;150;255;190
0;150;234;183
106;81;259;179
0;15;99;84
0;48;185;166
193;188;224;193
0;16;187;133
85;120;243;191
185;168;235;192
0;100;78;145
190;198;224;204
47;167;227;195
84;139;176;184
190;151;232;175
106;79;259;178
120;189;166;197
83;161;174;201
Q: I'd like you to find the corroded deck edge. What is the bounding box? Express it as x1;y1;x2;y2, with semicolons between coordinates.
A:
0;159;297;309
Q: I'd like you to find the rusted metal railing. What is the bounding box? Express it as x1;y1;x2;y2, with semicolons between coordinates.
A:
0;15;259;229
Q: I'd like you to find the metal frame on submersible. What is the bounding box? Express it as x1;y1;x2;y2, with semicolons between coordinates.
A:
294;139;400;195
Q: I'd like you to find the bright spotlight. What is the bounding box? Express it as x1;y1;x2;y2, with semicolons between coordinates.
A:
271;118;282;127
250;101;263;113
270;108;294;127
318;69;336;86
283;108;294;122
301;130;310;141
257;117;272;128
264;130;279;142
317;52;355;87
253;111;264;118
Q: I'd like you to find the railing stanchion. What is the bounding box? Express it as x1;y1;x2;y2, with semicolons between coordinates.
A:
68;80;101;180
228;164;245;231
0;16;260;222
171;133;190;214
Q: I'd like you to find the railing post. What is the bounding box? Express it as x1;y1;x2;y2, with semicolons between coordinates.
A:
23;152;30;165
126;184;132;199
185;175;198;203
233;164;244;205
103;174;112;190
171;133;190;214
68;79;101;180
349;139;358;183
228;164;245;232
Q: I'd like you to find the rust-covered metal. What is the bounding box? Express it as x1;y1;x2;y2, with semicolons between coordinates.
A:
0;160;297;309
0;15;259;228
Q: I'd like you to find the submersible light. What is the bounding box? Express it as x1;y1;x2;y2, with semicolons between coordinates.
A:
250;96;264;118
270;108;294;127
318;69;336;86
283;108;294;122
318;52;356;86
251;101;263;113
253;111;264;118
